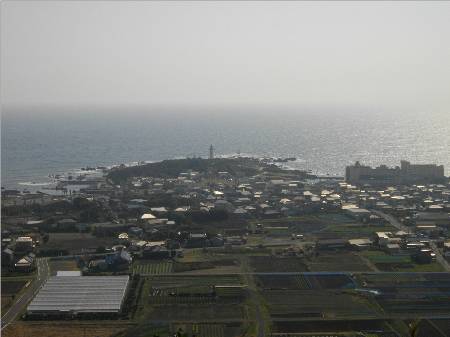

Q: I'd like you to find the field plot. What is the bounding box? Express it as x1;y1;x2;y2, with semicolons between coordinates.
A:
272;319;390;334
172;258;241;274
317;213;357;224
256;274;307;289
357;272;450;290
257;273;355;290
49;258;79;275
422;319;450;337
253;215;330;233
307;252;372;272
356;272;425;286
254;213;398;241
172;323;225;337
319;224;396;239
142;303;244;321
249;256;308;272
357;273;450;316
378;297;450;315
148;274;243;287
150;287;217;305
359;251;445;272
415;319;450;337
132;260;173;275
135;274;246;322
1;280;28;295
263;290;380;319
119;323;170;337
1;296;13;312
2;322;131;337
1;280;28;311
41;233;115;254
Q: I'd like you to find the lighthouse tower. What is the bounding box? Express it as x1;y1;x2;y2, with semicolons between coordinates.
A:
209;145;214;159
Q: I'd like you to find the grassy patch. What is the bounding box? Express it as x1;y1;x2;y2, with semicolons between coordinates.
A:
323;224;396;236
395;262;445;272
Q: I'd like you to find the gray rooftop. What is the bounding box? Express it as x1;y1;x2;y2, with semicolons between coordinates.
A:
27;275;129;314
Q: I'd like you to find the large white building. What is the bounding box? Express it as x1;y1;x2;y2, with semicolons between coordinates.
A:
346;160;445;186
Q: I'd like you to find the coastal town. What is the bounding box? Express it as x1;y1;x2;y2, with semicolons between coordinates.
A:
2;151;450;337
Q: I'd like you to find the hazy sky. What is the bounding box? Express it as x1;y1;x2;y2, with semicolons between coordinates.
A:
1;1;450;113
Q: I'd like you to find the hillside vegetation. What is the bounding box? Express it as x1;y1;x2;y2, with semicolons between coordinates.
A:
107;157;276;183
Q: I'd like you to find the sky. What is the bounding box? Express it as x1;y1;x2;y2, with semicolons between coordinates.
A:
1;1;450;114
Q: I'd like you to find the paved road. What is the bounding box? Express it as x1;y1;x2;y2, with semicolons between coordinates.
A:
1;258;50;330
430;241;450;272
372;210;411;233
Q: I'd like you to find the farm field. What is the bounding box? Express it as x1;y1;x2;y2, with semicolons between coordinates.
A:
132;260;173;275
1;295;13;312
118;323;170;337
49;258;80;275
148;274;243;287
356;272;445;286
173;258;241;273
135;274;246;321
359;250;445;272
355;272;450;316
2;322;131;337
181;249;219;263
249;256;308;272
263;290;380;319
172;323;225;337
320;224;396;238
1;280;28;295
250;214;344;234
272;319;393;334
422;319;450;337
143;304;244;321
120;322;240;337
256;273;356;290
41;233;115;254
1;279;29;312
310;213;397;240
307;252;372;272
415;319;450;337
378;297;450;315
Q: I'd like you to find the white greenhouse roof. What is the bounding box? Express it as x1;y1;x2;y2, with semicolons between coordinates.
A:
27;275;129;314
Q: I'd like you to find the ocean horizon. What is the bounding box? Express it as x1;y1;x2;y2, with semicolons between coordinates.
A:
2;108;450;191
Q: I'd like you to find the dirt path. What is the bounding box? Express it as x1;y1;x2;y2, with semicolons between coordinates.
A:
241;256;268;337
354;252;379;271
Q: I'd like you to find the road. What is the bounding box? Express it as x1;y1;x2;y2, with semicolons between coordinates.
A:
374;210;450;272
372;210;411;233
1;258;50;330
429;241;450;272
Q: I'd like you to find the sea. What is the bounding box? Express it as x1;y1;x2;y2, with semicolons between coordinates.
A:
2;108;450;193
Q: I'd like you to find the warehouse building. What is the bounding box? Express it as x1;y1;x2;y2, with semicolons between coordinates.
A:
27;275;129;318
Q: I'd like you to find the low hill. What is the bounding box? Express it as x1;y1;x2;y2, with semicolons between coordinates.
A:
107;157;275;184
